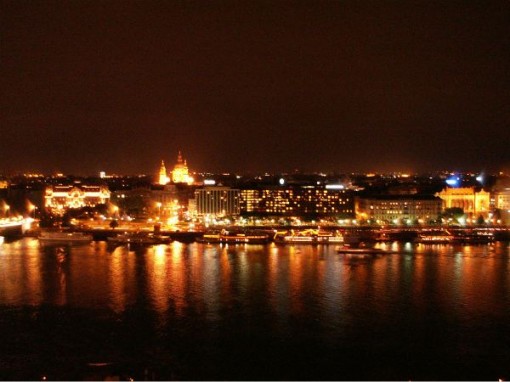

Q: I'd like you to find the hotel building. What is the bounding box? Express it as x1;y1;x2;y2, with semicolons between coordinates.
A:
239;185;354;217
194;187;240;216
356;195;442;224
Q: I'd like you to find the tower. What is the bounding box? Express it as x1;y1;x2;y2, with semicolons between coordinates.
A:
158;160;169;185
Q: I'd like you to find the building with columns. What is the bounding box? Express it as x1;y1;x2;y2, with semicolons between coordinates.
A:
436;187;490;219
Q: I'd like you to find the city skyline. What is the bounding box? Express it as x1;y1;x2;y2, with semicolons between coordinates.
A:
2;1;509;175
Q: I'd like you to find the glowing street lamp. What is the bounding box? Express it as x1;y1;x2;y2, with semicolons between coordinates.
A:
28;203;36;219
3;204;9;217
156;202;162;219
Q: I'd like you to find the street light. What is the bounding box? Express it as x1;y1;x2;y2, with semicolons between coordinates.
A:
28;203;36;219
3;204;9;217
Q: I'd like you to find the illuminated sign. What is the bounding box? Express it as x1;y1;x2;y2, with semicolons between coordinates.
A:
325;184;345;190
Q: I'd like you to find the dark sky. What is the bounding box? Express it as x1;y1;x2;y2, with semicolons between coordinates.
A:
1;0;509;176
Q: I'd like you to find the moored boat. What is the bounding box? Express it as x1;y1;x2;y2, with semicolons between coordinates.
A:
274;229;344;244
197;230;271;244
416;229;454;244
38;230;93;244
449;228;495;244
0;218;25;237
337;246;388;255
196;231;221;243
107;232;171;247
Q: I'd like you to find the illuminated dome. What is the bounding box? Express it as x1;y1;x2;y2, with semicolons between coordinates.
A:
172;151;193;184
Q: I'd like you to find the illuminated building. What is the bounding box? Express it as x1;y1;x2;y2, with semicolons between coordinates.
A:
356;195;442;224
157;152;193;185
436;187;490;218
172;151;193;184
239;186;354;217
494;191;510;211
195;187;240;216
492;177;510;224
45;185;110;214
493;176;510;210
158;160;170;185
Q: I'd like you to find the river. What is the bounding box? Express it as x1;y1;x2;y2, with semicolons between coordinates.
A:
0;238;509;380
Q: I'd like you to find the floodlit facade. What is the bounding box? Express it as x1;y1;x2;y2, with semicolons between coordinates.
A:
172;151;193;184
493;186;510;224
494;191;510;211
158;160;170;185
436;187;490;218
157;151;193;185
45;185;110;213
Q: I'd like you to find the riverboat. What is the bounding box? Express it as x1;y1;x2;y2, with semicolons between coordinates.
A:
0;218;25;237
197;230;271;244
38;230;93;244
274;229;344;244
449;228;495;244
337;246;388;255
107;232;172;247
416;229;454;244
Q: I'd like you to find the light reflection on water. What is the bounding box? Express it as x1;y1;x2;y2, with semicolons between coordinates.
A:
0;238;509;379
1;240;508;309
1;239;509;319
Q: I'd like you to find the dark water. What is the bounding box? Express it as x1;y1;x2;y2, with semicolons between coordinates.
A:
1;238;509;380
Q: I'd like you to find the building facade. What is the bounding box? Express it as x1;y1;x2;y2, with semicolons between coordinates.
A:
494;191;510;211
45;185;110;214
436;187;490;218
356;195;442;224
492;178;510;224
239;186;354;217
195;187;240;216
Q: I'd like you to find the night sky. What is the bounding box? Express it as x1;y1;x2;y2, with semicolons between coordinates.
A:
1;0;509;175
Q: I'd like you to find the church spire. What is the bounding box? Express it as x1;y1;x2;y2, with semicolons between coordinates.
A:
158;160;168;185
